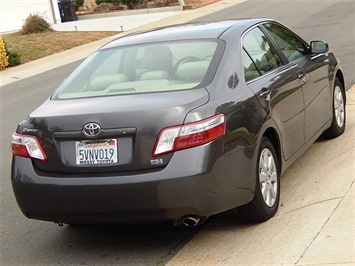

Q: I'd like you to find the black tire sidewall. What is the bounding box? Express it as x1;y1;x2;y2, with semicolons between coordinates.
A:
331;79;346;134
253;137;280;220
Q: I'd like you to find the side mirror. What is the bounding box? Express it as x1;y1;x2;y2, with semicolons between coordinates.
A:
310;41;329;54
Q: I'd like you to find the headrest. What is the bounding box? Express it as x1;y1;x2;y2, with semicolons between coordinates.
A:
175;61;210;81
141;45;173;72
90;74;129;90
140;71;171;80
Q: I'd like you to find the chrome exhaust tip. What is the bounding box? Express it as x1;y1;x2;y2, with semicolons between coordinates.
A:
182;216;200;227
174;215;208;227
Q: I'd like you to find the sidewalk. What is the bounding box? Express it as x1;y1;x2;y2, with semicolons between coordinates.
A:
168;87;355;266
0;0;243;87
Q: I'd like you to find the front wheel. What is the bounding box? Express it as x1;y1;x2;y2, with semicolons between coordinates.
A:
323;78;346;138
238;137;280;222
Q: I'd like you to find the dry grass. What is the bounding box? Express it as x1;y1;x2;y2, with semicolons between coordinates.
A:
3;31;118;64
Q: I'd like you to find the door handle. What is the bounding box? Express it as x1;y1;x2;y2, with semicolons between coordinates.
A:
298;73;306;82
260;88;271;101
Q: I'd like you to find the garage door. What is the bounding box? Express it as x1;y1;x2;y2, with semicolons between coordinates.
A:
0;0;60;34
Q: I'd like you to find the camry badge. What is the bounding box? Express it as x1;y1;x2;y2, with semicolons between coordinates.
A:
83;122;101;137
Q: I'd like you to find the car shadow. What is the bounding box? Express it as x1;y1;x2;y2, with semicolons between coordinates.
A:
40;221;200;265
38;210;248;265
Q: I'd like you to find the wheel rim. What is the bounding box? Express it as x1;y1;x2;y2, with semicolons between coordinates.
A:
334;85;345;128
259;148;278;207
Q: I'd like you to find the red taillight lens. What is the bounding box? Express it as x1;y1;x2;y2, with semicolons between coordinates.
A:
11;133;48;161
153;114;226;157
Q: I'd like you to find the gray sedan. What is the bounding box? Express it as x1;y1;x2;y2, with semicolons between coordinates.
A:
11;18;346;227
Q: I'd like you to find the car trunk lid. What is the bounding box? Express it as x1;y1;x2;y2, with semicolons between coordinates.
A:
17;89;209;174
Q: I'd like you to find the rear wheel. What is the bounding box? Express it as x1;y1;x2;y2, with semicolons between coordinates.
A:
323;78;346;138
239;137;280;222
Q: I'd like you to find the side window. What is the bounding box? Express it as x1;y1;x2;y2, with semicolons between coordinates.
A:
243;27;282;77
243;49;261;82
263;23;309;62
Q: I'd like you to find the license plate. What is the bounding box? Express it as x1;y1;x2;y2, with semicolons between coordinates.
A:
76;139;118;165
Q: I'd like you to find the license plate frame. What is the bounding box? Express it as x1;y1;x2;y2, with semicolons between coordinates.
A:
75;139;118;165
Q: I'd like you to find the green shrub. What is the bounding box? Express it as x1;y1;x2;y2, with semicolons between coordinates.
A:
76;0;84;7
0;37;9;70
122;0;147;9
1;38;21;68
95;0;121;5
94;3;124;12
7;50;21;67
154;0;176;7
94;0;147;9
21;14;52;35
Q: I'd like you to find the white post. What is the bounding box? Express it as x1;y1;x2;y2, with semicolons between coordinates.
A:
49;0;62;24
178;0;185;7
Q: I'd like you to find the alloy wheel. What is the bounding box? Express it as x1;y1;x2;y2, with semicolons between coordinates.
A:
259;148;278;207
334;85;345;128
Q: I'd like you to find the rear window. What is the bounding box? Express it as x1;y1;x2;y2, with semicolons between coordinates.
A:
53;40;223;100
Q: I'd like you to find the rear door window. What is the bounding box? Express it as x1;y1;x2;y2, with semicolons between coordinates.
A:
243;27;282;81
243;49;262;82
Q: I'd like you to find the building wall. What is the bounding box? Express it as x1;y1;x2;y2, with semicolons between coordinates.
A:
0;0;61;34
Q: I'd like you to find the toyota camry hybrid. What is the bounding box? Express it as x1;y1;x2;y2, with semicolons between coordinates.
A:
11;19;346;227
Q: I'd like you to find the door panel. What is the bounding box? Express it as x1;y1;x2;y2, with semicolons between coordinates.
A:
300;55;331;141
246;65;305;160
261;22;331;143
243;26;305;160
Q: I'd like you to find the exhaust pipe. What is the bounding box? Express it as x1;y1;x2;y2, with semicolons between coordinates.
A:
182;216;200;227
174;215;208;227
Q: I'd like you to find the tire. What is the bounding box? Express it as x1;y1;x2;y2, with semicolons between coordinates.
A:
239;136;280;222
323;78;346;138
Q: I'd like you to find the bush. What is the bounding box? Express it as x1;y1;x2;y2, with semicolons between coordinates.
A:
75;0;84;11
1;38;21;68
122;0;147;9
76;0;84;9
0;37;9;70
7;50;21;67
21;14;52;35
154;0;176;7
95;0;121;5
94;3;124;12
94;0;147;9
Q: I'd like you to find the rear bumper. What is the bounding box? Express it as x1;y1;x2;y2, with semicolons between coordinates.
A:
11;144;256;224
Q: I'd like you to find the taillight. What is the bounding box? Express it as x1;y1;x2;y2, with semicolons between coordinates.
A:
11;133;48;161
153;114;226;157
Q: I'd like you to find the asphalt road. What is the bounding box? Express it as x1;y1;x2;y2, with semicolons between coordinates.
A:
194;0;355;89
1;0;354;265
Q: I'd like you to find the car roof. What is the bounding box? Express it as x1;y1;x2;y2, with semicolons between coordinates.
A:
101;18;270;49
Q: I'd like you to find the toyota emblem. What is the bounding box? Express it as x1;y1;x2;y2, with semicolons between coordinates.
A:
83;122;101;137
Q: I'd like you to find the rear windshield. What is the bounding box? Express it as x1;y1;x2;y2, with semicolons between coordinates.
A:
53;40;223;100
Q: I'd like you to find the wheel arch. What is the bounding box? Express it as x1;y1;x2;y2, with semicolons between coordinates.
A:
263;127;282;172
335;70;345;88
335;70;346;103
